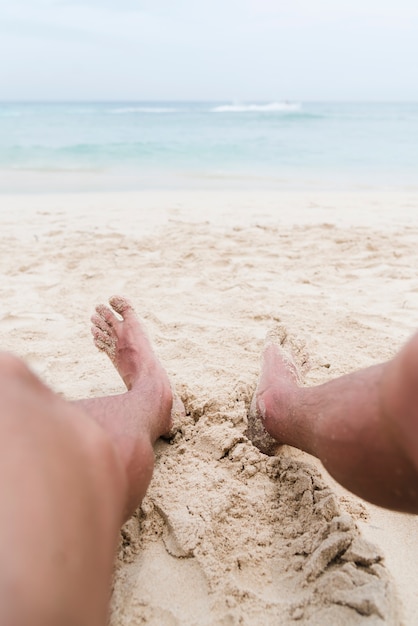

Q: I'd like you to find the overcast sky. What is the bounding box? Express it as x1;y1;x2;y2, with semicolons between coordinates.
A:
1;0;417;101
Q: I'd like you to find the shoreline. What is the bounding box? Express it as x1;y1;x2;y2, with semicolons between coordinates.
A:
1;167;417;195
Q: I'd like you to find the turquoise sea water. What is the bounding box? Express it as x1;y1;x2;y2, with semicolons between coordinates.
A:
0;101;417;191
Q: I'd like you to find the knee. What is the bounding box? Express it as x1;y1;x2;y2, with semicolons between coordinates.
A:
396;332;418;386
0;352;40;385
0;352;54;404
0;352;34;382
405;331;418;363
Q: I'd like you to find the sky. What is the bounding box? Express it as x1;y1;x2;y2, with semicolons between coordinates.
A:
1;0;417;101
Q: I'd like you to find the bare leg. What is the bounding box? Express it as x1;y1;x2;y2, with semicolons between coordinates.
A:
0;354;126;626
248;331;418;513
76;295;173;517
0;297;173;625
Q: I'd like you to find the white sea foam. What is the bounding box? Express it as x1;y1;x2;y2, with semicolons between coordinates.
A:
109;107;177;114
212;102;302;113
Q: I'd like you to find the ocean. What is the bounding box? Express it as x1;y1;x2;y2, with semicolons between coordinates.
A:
0;101;417;192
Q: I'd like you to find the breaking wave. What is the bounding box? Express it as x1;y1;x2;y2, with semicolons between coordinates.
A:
211;102;302;113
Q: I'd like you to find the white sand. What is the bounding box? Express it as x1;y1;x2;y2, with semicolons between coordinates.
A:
1;189;418;624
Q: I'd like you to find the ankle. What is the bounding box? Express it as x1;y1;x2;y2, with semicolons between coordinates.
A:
258;380;301;445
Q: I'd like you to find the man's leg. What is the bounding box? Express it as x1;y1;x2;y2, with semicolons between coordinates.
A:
76;295;173;517
247;331;418;514
0;297;172;626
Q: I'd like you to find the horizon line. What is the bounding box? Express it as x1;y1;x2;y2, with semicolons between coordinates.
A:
1;99;418;104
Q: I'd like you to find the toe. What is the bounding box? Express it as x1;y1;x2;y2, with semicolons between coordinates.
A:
91;313;111;334
94;337;113;353
91;326;113;345
96;303;119;327
109;295;134;318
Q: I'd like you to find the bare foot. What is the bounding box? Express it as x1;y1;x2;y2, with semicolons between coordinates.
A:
246;327;306;455
246;327;418;512
91;295;159;392
89;296;174;439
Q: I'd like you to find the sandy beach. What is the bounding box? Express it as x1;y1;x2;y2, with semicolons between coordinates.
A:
1;189;418;625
